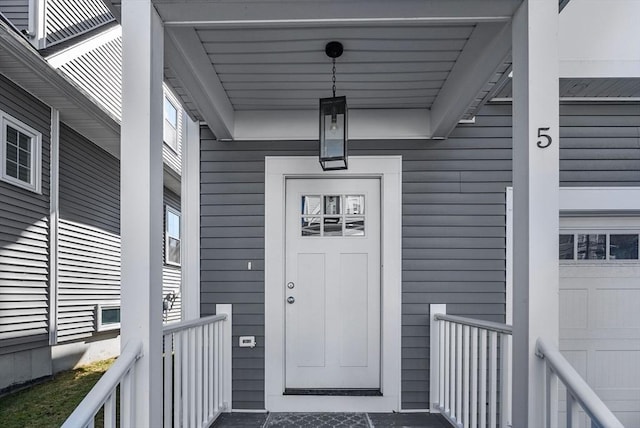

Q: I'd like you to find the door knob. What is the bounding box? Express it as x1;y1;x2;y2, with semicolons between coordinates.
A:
287;296;295;304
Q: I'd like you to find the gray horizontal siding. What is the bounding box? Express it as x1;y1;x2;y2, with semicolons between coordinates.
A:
163;188;182;324
0;0;29;31
200;102;640;410
0;74;51;355
58;124;120;342
45;0;113;46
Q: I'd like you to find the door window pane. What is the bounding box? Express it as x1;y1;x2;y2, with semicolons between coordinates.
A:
577;234;606;260
301;196;321;215
345;195;364;215
324;195;341;215
345;217;365;236
559;234;574;260
610;234;639;260
301;217;321;236
323;217;342;236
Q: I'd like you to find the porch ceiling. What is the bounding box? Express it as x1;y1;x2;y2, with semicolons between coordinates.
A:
152;0;522;140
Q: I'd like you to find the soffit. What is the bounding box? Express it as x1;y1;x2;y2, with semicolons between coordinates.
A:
494;78;640;99
194;24;474;111
149;0;525;138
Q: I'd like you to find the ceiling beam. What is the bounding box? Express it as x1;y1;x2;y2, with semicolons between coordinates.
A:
429;22;511;139
233;109;431;141
165;27;235;139
154;0;521;26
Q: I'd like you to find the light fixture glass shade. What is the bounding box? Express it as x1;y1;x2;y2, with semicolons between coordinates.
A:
319;96;348;170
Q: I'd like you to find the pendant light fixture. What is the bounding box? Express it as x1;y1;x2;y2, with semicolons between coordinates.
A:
319;41;348;171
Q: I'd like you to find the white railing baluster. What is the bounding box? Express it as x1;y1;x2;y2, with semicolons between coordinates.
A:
499;333;510;428
545;364;558;428
471;327;478;428
164;333;173;428
479;329;487;428
104;391;116;428
439;319;445;409
174;331;182;428
567;390;579;428
444;321;450;414
120;369;132;427
463;325;470;428
203;324;209;423
182;330;189;428
209;322;215;417
456;323;463;423
488;331;497;428
196;325;203;426
450;322;456;417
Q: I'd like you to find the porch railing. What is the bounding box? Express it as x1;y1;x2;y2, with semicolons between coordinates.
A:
61;340;143;428
536;338;624;428
430;305;512;428
163;305;232;428
61;305;232;428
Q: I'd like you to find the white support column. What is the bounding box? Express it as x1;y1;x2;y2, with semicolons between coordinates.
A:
48;108;59;345
511;1;560;427
181;117;201;320
121;1;164;427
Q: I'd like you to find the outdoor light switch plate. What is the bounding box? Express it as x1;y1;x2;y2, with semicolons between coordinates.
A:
239;336;256;348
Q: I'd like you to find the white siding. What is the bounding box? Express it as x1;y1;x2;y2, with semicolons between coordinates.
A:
45;0;113;46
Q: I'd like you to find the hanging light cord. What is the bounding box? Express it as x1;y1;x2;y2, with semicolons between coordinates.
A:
332;58;336;98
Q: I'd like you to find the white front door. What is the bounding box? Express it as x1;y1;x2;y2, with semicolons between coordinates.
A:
284;178;381;390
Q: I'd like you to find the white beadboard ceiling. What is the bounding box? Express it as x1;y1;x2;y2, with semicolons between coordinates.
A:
156;0;521;139
197;25;474;111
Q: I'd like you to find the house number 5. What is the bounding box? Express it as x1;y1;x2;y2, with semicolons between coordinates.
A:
536;127;552;148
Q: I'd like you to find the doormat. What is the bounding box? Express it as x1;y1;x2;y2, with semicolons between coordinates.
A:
264;412;370;428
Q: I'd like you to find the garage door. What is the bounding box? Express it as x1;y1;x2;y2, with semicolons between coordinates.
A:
560;216;640;427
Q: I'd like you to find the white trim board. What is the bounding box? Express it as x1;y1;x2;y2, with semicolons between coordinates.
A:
264;156;402;412
505;186;640;327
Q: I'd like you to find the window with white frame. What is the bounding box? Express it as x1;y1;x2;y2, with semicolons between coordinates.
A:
163;96;178;151
95;304;121;331
166;206;181;266
1;111;42;193
559;232;639;261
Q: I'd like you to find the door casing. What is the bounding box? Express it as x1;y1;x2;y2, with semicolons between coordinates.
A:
264;156;402;412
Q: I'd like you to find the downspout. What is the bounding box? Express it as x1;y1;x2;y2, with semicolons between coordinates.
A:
27;0;46;49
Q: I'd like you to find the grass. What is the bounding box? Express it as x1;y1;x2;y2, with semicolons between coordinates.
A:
0;358;115;428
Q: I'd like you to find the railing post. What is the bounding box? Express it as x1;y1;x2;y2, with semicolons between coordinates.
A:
216;304;233;412
430;304;447;413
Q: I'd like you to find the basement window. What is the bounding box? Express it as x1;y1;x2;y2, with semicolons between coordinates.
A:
96;304;121;331
0;111;42;193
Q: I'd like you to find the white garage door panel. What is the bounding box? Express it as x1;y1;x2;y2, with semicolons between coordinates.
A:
560;219;640;426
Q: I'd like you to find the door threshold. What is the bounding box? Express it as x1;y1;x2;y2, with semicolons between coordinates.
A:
283;388;382;396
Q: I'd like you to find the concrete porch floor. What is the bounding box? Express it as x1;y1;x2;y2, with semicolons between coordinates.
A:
211;412;449;427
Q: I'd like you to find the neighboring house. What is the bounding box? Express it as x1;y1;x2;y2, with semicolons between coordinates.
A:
0;0;186;392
